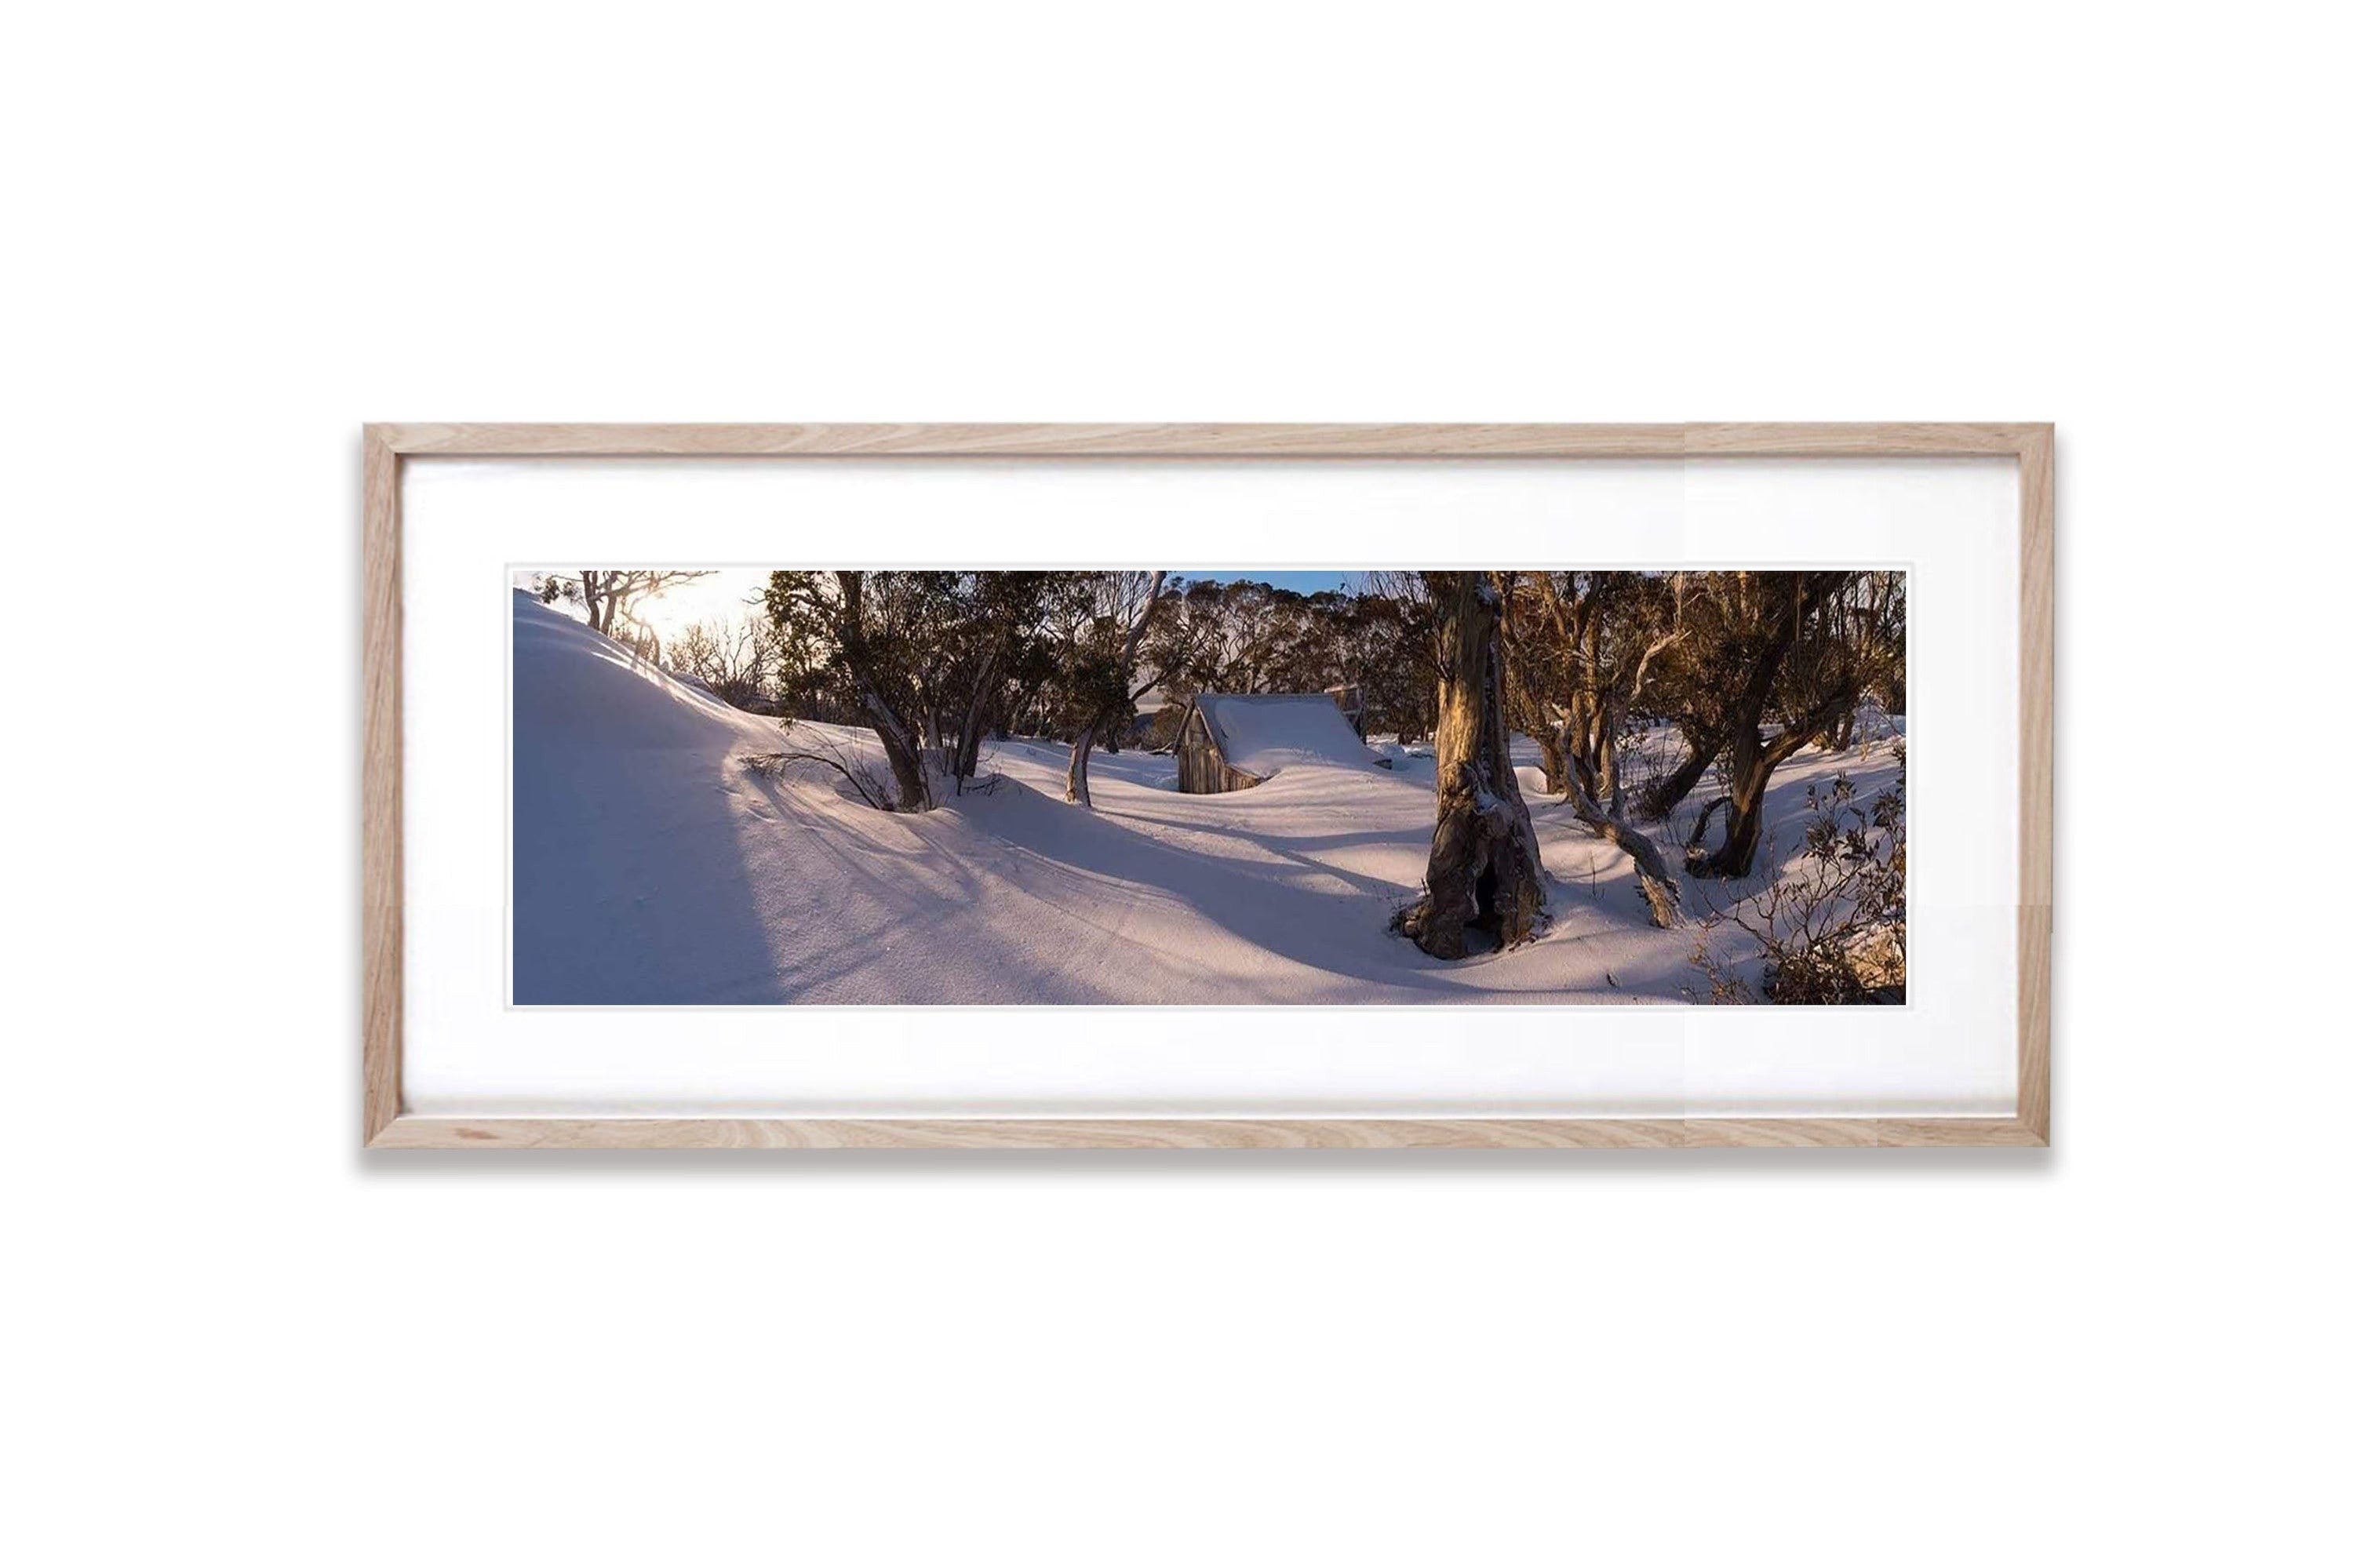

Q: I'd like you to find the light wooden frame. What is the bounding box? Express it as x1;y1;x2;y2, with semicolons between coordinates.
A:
363;423;2053;1149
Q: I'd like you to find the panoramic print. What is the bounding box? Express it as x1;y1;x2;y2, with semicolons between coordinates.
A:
512;569;1906;1006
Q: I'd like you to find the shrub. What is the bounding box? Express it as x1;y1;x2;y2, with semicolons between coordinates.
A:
1688;746;1906;1004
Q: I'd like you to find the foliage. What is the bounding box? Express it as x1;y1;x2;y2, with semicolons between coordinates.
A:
1135;577;1437;739
1688;748;1907;1003
1035;573;1161;737
758;571;1054;809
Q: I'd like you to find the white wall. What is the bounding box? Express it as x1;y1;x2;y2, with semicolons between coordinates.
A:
9;5;2343;1565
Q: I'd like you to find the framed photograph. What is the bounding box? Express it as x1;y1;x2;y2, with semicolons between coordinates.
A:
363;424;2052;1148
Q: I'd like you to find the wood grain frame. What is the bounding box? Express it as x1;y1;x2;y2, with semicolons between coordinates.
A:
362;424;2053;1150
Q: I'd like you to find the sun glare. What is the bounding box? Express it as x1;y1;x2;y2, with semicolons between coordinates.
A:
516;567;771;645
625;569;770;644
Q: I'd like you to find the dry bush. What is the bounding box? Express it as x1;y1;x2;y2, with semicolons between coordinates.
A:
745;722;898;811
1688;745;1906;1004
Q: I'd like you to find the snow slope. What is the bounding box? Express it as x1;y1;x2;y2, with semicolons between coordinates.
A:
512;591;1903;1004
1192;693;1377;777
512;593;792;1003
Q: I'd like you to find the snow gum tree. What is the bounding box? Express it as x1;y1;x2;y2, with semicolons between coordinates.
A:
1627;576;1760;823
1501;571;1685;928
1629;572;1902;844
1351;572;1441;742
1397;571;1546;959
1686;570;1869;879
1511;572;1681;809
759;570;1048;812
934;571;1051;788
820;570;933;810
1047;571;1168;808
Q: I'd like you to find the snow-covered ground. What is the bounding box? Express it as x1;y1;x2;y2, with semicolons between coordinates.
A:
513;591;1904;1004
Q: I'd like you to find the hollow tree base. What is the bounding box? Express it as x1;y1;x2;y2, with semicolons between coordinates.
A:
1398;762;1547;960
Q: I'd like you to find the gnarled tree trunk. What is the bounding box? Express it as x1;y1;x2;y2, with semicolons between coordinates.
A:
1398;573;1545;959
1696;693;1849;877
859;678;931;813
1634;723;1721;822
1564;784;1681;929
836;571;934;813
1688;573;1853;877
1696;729;1774;877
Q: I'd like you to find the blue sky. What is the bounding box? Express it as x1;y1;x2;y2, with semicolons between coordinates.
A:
1180;570;1355;594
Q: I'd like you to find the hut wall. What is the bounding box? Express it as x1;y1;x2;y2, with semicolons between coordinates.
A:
1175;708;1262;794
1324;683;1367;737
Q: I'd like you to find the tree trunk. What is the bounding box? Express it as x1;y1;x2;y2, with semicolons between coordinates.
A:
1683;575;1819;875
1557;687;1596;799
855;678;931;813
1065;727;1097;806
1692;698;1842;878
1535;723;1568;795
1685;795;1731;859
1398;573;1546;959
835;571;934;813
950;646;1000;791
1814;700;1856;752
859;693;930;811
1634;726;1721;822
1563;784;1681;929
1065;571;1166;810
587;571;621;636
1696;731;1771;877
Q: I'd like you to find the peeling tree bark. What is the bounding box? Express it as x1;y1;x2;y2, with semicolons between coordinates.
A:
1398;572;1546;959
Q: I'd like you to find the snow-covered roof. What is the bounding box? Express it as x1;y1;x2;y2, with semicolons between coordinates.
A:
1191;693;1371;777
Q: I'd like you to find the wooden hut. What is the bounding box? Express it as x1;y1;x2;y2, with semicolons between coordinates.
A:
1175;692;1372;794
1175;702;1262;794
